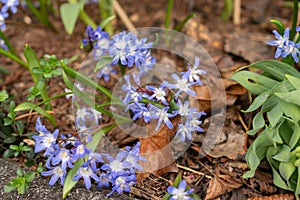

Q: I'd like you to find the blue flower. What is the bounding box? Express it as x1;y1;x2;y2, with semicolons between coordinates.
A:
1;0;19;14
136;54;156;76
88;152;105;171
71;142;91;160
0;11;8;31
282;41;300;63
183;56;206;84
33;118;58;156
267;28;290;59
150;105;175;131
73;162;100;190
121;74;143;105
107;174;136;196
167;180;194;200
146;81;169;105
109;31;152;67
187;111;206;132
48;148;74;170
96;65;117;82
41;166;66;186
101;153;132;178
97;173;111;189
176;100;197;117
131;103;151;123
176;123;194;142
167;73;196;98
119;142;147;171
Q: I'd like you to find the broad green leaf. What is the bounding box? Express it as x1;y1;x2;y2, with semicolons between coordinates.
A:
289;123;300;149
243;92;269;113
252;111;265;130
93;56;114;72
278;99;300;121
14;102;55;126
270;19;285;35
267;104;283;127
273;145;291;162
60;3;80;35
279;155;296;182
243;130;272;178
0;90;8;102
266;146;291;190
173;173;182;187
276;90;300;106
232;71;278;94
24;45;41;83
286;74;300;90
246;60;300;81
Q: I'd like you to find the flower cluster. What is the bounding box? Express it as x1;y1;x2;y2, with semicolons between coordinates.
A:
268;27;300;63
122;57;206;142
167;180;194;200
0;0;19;50
75;107;103;133
82;26;156;81
33;117;145;196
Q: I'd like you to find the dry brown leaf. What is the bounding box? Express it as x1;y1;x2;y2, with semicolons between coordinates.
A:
137;116;181;181
247;194;296;200
205;174;243;200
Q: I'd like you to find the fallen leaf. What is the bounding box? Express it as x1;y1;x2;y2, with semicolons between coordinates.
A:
137;116;181;181
205;174;243;200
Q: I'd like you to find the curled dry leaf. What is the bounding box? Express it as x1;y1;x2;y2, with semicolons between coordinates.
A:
137;116;181;181
205;174;243;200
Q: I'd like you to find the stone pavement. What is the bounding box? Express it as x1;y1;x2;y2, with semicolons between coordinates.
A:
0;158;137;200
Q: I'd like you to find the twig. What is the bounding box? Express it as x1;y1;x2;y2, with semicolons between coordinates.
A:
176;164;213;179
15;111;55;121
237;112;248;131
113;0;137;34
233;0;241;25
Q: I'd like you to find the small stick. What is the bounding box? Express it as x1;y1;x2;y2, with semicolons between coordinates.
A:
237;112;248;131
113;0;137;34
176;164;213;179
233;0;241;25
15;111;55;121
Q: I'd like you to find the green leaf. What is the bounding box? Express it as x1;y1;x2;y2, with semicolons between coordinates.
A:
296;167;300;195
273;145;291;162
3;136;16;144
279;155;296;182
173;173;182;187
232;71;278;94
243;92;269;112
246;60;300;81
243;130;272;178
278;99;300;121
248;112;264;135
62;158;83;199
99;15;116;29
270;19;285;35
0;90;8;102
16;169;23;177
289;121;300;149
24;172;35;182
276;90;300;106
93;56;113;72
14;102;56;126
3;117;12;126
24;45;42;83
267;104;283;127
286;74;300;90
60;3;80;35
4;184;15;193
266;146;291;190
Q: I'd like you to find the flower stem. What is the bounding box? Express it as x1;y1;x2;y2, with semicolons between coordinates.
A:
0;48;28;69
290;0;299;41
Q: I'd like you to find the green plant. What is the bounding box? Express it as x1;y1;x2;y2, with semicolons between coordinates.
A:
4;169;36;194
59;0;115;35
232;0;300;198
